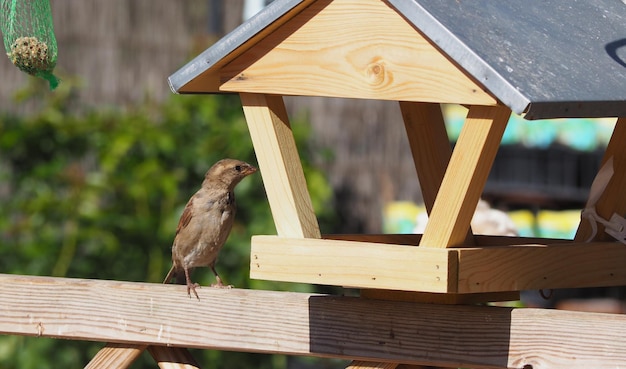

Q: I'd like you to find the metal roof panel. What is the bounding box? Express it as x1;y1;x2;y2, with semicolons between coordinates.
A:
390;0;626;118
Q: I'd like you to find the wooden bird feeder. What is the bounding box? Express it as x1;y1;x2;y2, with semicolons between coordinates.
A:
4;1;626;368
169;0;626;302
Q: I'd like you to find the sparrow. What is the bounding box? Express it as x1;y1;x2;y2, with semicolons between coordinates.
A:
163;158;257;299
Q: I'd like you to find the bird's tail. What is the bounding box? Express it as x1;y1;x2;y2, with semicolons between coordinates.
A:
163;265;185;285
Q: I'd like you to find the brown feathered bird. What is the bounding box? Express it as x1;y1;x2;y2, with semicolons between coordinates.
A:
163;159;257;299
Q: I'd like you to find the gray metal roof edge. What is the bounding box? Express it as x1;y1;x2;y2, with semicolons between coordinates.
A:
168;0;306;94
525;101;626;120
387;0;530;115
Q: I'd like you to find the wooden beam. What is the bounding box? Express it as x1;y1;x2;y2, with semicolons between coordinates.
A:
220;0;496;105
575;117;626;241
240;93;320;238
398;101;451;214
1;274;625;369
251;235;456;293
420;105;511;248
399;101;474;246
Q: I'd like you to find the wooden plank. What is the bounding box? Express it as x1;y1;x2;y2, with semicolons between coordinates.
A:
250;235;456;293
400;101;474;246
575;117;626;241
456;242;626;293
240;93;321;238
220;0;496;105
1;274;626;369
420;105;511;248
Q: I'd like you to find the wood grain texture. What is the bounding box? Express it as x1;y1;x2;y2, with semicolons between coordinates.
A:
457;241;626;293
400;101;475;246
399;102;453;214
575;117;625;241
1;274;626;369
240;93;321;238
220;0;496;105
84;343;147;369
420;105;511;248
250;235;456;292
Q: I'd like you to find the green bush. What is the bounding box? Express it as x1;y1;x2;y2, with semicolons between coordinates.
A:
0;78;337;369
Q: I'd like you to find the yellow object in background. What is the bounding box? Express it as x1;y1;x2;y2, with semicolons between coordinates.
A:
536;210;581;239
382;201;422;234
507;210;536;237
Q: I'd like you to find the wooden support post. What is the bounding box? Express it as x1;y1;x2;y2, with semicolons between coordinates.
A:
575;116;626;241
85;330;199;369
85;345;200;369
399;101;453;213
240;93;321;238
84;343;148;369
420;105;510;248
400;101;475;246
148;346;201;369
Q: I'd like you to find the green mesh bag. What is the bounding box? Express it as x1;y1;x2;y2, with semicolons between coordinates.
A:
0;0;59;89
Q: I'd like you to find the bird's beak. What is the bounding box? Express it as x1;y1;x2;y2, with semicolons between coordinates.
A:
245;165;258;175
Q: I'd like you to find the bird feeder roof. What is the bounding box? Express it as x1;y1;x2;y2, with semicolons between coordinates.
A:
169;0;626;119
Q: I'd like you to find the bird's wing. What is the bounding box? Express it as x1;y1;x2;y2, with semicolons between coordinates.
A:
176;197;194;236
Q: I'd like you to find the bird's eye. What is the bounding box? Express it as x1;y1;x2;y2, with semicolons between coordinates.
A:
235;165;242;172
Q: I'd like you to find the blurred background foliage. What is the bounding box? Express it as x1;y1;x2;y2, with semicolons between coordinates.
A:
0;77;340;369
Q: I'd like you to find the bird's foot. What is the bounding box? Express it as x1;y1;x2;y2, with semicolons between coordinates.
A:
211;275;233;289
187;282;200;300
210;282;233;289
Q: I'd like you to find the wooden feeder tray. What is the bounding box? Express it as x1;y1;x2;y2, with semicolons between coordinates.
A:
251;234;626;295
